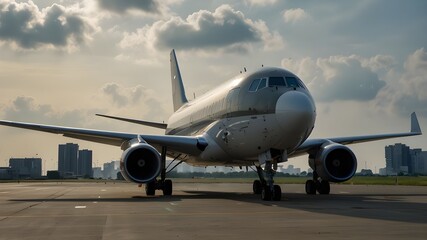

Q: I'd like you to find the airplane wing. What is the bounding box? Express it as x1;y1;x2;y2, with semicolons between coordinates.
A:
95;114;168;129
0;120;207;155
293;112;422;157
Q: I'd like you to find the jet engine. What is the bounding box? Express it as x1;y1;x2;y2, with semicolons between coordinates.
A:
120;143;162;183
309;142;357;182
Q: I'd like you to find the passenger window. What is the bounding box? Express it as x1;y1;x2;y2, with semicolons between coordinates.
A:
285;77;300;88
268;77;286;87
257;78;267;90
249;79;261;92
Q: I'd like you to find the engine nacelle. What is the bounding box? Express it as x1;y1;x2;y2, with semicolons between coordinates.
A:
309;142;357;182
120;143;162;184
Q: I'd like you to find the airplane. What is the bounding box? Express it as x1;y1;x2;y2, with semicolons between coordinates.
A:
0;49;422;201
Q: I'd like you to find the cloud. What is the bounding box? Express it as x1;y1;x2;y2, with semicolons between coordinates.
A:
102;83;150;107
97;0;159;15
375;48;427;116
119;4;283;53
245;0;277;6
0;0;96;50
282;49;427;117
283;8;309;23
101;83;167;118
1;96;94;126
282;55;386;102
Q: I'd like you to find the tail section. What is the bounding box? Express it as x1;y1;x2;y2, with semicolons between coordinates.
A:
170;49;188;112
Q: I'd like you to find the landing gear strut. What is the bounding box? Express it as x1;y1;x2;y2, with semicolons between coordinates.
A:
145;146;173;196
305;171;330;195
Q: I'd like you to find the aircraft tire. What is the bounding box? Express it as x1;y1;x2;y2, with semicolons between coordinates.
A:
261;187;272;201
317;180;330;195
272;185;282;201
305;180;316;195
145;181;156;196
163;179;173;196
253;180;262;194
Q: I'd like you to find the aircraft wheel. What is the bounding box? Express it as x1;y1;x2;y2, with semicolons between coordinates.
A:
272;185;282;201
145;181;156;196
253;180;262;194
305;180;316;195
261;187;272;201
163;179;173;196
317;180;330;195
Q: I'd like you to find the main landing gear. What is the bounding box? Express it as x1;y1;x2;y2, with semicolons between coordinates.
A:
253;164;282;201
145;179;173;196
305;171;330;195
145;146;178;197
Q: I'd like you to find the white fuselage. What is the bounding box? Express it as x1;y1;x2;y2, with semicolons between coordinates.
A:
166;67;316;166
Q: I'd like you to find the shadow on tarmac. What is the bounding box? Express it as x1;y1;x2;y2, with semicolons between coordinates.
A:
9;189;427;224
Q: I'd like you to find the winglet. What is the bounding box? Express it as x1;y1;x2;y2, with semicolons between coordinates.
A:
170;49;188;112
411;112;422;134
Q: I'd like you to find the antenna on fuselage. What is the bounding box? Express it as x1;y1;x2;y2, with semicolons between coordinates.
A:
244;67;247;72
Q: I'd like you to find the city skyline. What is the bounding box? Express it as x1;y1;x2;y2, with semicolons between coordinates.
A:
4;141;427;175
3;141;427;177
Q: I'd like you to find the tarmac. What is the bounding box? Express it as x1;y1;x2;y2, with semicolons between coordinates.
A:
0;181;426;240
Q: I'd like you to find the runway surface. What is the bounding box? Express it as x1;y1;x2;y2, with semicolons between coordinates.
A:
0;181;426;240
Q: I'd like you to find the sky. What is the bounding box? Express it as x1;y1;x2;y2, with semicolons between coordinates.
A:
0;0;426;174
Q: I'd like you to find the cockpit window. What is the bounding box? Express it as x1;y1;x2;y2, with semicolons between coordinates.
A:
258;78;267;90
268;77;286;87
297;78;306;89
285;77;300;88
249;79;261;92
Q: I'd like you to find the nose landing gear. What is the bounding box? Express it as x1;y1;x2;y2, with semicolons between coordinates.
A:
254;150;283;201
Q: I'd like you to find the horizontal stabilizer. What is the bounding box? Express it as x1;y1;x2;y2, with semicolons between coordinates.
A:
96;114;167;129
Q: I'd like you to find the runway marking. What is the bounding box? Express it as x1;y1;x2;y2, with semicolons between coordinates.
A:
75;206;87;209
169;202;178;206
98;196;101;198
0;192;9;194
92;202;98;204
0;210;295;219
165;207;174;212
101;189;107;192
339;191;350;194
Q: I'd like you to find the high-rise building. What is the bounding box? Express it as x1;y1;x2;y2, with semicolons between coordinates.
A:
78;149;93;178
9;158;42;179
92;167;102;179
0;167;18;180
385;143;411;174
385;143;427;175
103;160;120;179
58;143;79;176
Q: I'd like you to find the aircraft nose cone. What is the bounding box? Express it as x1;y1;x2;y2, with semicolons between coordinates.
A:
275;91;316;132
